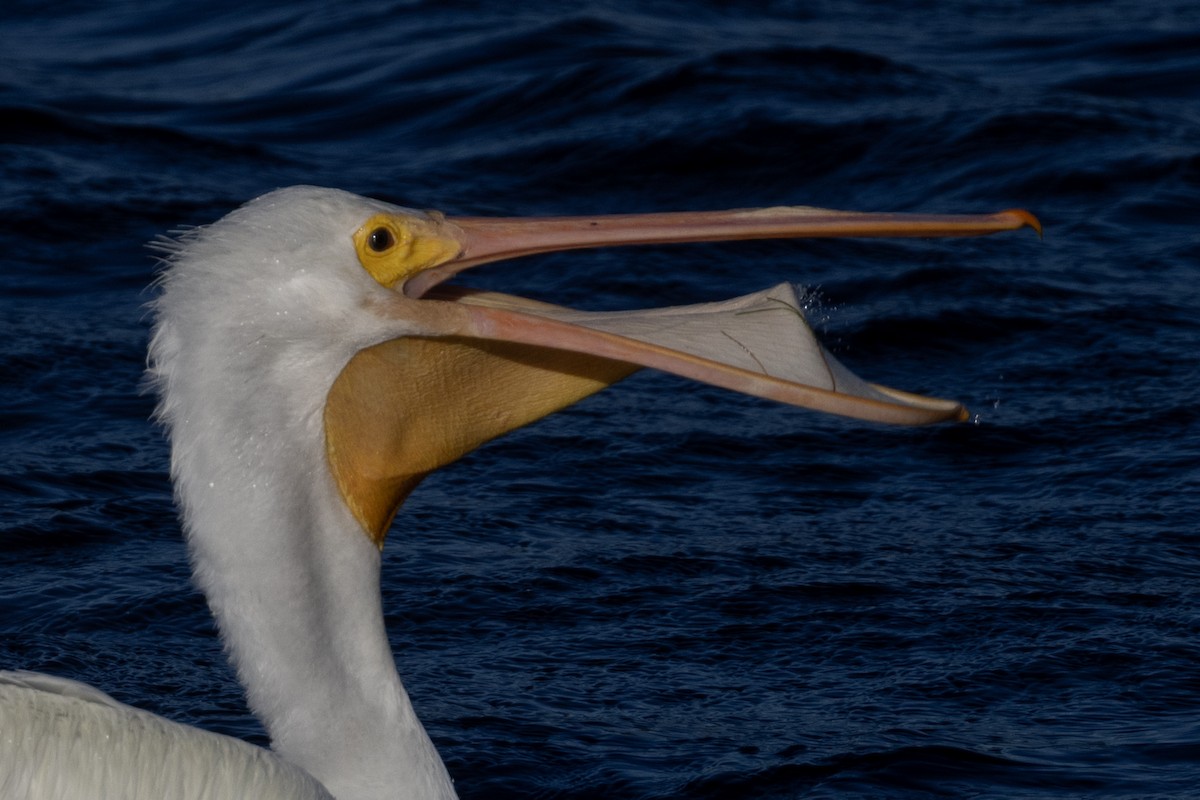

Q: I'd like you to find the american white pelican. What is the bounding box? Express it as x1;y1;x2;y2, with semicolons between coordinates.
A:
0;187;1038;799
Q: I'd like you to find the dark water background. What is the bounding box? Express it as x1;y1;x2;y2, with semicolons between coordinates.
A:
2;1;1199;797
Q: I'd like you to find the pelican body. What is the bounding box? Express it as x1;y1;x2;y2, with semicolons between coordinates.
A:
1;187;1038;798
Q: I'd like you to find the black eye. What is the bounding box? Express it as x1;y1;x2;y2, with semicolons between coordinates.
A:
367;227;395;252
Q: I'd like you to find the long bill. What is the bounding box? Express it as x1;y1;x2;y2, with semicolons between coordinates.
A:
397;206;1041;298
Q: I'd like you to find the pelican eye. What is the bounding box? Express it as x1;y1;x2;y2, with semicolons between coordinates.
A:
354;212;462;289
367;227;395;252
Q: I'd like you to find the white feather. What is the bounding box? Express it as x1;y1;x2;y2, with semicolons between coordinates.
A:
146;188;458;800
0;671;332;799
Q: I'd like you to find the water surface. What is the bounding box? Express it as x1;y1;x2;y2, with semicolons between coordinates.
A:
2;2;1199;797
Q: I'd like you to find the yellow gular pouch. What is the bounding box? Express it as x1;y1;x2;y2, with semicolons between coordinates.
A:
324;336;637;548
353;211;465;288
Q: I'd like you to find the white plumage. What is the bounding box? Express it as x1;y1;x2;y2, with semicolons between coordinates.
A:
146;188;458;799
0;672;332;799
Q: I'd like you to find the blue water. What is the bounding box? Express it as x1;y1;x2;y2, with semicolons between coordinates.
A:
2;1;1199;797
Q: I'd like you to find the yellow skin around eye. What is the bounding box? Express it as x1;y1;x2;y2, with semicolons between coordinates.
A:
352;212;464;288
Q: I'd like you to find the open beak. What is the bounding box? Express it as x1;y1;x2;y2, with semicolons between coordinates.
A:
349;202;1039;426
328;202;1040;544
